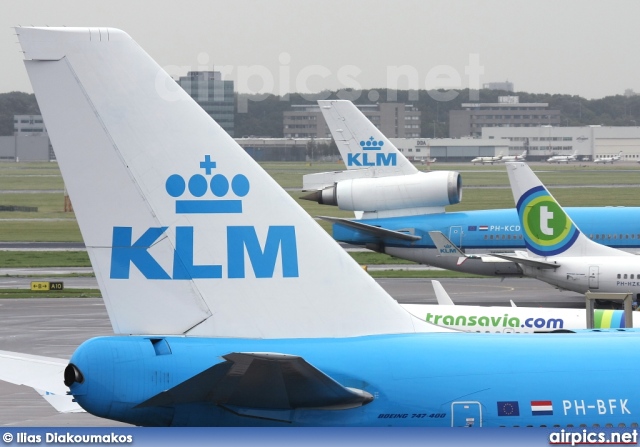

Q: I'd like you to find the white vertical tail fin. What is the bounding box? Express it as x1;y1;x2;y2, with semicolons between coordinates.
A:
432;280;455;306
505;162;628;258
318;100;417;176
18;27;435;338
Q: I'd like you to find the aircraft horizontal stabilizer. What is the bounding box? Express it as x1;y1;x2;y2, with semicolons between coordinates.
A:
320;216;421;241
491;253;559;269
0;350;83;413
302;168;379;192
428;231;467;257
429;231;525;269
136;352;373;416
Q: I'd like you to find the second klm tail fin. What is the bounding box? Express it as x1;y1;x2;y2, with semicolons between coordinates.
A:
318;100;417;176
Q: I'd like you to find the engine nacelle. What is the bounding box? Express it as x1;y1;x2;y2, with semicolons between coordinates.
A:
305;171;461;213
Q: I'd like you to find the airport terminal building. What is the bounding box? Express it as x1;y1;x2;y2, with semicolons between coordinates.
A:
4;114;640;164
232;129;640;163
449;96;561;138
389;137;510;162
0;115;53;162
234;137;511;162
176;71;235;137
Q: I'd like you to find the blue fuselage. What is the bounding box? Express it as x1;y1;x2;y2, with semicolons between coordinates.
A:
70;332;640;427
334;207;640;252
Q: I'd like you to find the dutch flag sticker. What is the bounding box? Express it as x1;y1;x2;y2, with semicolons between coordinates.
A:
531;400;553;416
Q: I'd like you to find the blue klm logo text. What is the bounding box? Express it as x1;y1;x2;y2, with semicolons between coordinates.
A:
109;155;298;280
347;137;397;167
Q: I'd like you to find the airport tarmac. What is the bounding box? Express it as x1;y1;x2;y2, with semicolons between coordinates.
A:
0;298;123;426
0;268;593;308
0;277;588;426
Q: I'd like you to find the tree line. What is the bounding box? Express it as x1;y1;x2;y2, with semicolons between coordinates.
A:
3;89;640;138
235;89;640;138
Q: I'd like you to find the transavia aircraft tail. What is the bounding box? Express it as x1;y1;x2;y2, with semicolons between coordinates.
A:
4;27;640;428
493;162;640;296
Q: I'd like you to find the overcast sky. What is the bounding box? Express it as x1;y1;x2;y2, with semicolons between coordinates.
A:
2;0;639;99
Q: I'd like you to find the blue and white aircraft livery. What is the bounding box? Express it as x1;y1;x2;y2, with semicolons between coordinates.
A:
307;100;640;278
3;27;640;428
428;164;640;297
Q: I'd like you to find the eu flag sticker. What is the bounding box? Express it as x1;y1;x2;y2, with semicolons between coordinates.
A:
497;401;520;416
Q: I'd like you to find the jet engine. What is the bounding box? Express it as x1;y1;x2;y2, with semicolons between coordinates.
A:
302;171;462;213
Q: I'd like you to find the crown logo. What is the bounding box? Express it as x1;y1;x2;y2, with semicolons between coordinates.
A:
359;136;384;151
165;155;250;214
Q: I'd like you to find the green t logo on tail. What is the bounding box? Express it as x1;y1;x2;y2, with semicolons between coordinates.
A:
517;186;580;256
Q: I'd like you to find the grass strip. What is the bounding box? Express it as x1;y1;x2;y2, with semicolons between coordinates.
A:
349;252;415;265
0;251;90;267
0;288;101;298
